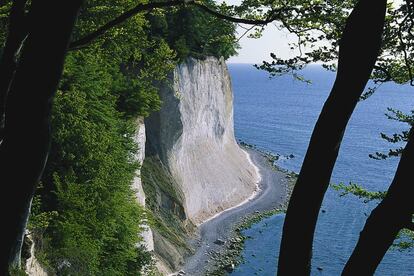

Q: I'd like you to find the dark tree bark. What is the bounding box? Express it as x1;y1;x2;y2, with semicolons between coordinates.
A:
277;0;387;275
342;129;414;275
0;0;28;142
0;0;83;273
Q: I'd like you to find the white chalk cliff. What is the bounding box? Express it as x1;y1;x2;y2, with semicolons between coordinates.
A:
132;117;154;251
145;57;260;225
25;234;47;276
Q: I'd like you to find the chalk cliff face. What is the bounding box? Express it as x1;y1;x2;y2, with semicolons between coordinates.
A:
25;234;47;276
132;117;154;251
145;57;259;224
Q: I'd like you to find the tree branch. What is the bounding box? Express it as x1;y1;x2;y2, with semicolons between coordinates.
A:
68;0;282;51
192;2;279;25
236;24;257;42
68;0;186;50
373;65;392;82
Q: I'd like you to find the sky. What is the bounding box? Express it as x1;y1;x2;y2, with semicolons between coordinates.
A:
227;23;299;64
226;0;404;64
224;0;297;64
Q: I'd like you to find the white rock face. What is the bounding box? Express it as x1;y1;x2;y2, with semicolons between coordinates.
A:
132;117;154;251
25;234;47;276
146;57;260;224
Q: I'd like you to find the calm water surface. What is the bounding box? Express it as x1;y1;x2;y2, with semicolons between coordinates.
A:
229;64;414;275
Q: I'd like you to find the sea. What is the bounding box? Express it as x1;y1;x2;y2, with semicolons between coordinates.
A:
228;63;414;275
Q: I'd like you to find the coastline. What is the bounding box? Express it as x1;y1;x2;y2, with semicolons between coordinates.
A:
179;147;293;275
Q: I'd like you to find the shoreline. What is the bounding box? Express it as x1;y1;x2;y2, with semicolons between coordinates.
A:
179;147;292;275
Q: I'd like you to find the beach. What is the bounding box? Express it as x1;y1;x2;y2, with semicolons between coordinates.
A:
180;149;291;275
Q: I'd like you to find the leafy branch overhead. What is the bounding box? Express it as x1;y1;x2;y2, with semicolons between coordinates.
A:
331;182;387;203
250;1;414;93
67;0;399;89
331;182;414;251
69;0;358;55
4;0;414;86
370;108;414;160
69;0;281;51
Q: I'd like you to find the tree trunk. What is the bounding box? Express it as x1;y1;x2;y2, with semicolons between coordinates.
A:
277;0;387;275
0;0;83;273
342;129;414;275
0;0;28;142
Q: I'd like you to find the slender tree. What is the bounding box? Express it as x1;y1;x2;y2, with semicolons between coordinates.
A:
277;0;387;274
342;127;414;274
0;0;83;273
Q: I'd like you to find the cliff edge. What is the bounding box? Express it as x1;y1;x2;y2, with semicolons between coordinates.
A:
145;57;260;224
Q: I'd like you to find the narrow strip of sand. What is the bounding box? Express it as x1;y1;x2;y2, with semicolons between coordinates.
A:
180;149;290;275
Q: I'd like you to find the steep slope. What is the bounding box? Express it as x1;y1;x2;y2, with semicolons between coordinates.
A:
141;57;260;272
132;117;154;251
145;57;259;224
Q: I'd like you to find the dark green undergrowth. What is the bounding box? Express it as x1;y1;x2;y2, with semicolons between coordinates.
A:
147;0;239;61
9;268;27;276
141;155;194;252
140;156;184;208
29;51;154;275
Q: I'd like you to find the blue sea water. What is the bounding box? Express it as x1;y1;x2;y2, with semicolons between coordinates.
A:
228;63;414;275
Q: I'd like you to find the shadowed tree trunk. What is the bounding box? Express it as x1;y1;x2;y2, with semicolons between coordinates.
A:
0;0;83;273
0;0;28;141
342;128;414;275
277;0;387;274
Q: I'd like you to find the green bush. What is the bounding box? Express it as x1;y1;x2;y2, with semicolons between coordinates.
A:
147;0;239;61
33;52;152;275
